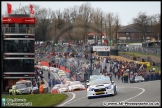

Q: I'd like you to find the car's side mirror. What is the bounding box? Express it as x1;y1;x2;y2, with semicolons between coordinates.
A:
112;81;114;84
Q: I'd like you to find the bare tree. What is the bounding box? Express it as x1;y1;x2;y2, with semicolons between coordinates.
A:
93;8;102;43
68;5;79;43
103;15;108;45
149;14;161;40
62;8;69;42
53;9;65;43
36;8;53;41
73;9;85;43
113;14;121;44
133;12;150;42
79;2;92;43
99;12;104;44
106;12;114;42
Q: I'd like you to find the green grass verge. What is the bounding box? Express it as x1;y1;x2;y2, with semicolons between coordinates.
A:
119;52;161;58
2;93;67;107
146;65;161;73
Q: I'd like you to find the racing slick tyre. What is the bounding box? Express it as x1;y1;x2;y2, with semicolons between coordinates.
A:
112;86;117;96
115;89;117;95
88;96;91;99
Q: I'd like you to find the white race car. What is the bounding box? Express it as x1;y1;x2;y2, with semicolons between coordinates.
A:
87;77;117;99
68;81;85;91
49;67;59;72
41;66;49;71
35;65;41;69
65;81;72;86
57;84;69;93
58;70;66;76
51;84;60;94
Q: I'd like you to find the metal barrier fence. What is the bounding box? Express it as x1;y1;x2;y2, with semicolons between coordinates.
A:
127;46;161;56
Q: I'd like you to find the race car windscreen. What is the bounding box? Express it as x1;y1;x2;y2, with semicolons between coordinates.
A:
60;84;68;88
16;82;32;87
90;79;110;85
16;84;27;89
26;82;32;87
55;84;60;87
70;81;81;85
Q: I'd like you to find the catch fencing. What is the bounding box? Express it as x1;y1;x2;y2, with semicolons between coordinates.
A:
127;46;161;56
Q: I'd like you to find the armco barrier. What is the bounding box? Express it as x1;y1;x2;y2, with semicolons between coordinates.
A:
51;89;58;94
59;66;70;73
40;61;49;66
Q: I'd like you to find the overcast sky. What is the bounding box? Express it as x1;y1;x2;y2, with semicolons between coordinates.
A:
1;1;160;26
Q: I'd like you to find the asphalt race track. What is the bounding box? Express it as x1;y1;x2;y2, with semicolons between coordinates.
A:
56;77;161;107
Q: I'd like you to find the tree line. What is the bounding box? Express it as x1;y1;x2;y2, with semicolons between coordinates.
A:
2;2;161;43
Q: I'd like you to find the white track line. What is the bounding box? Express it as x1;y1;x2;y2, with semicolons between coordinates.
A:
118;87;145;102
43;79;48;86
57;92;76;107
65;96;86;105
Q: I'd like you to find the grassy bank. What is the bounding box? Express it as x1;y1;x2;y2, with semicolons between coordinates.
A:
118;52;161;72
119;52;161;58
2;93;67;107
146;65;161;73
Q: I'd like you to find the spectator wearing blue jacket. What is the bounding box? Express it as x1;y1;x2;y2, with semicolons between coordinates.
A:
149;73;152;81
56;79;61;84
52;78;56;87
48;79;52;90
153;73;156;80
48;70;50;79
151;72;154;80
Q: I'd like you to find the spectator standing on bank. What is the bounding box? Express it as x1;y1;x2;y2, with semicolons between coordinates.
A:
117;72;120;80
52;78;56;87
121;74;124;83
41;69;44;75
48;79;52;90
5;85;9;95
48;70;50;79
37;80;40;89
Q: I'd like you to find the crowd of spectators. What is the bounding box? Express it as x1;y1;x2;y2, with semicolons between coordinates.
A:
97;57;161;83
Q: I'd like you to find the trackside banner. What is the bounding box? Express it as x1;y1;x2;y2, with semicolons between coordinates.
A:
137;62;150;66
93;46;110;52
